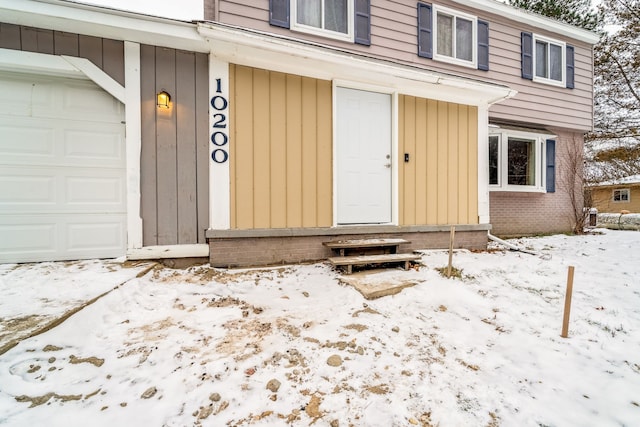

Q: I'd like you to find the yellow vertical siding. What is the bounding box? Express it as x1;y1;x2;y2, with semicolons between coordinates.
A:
229;65;332;229
399;95;479;225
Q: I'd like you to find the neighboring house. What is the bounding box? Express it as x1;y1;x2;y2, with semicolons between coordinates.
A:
588;175;640;214
0;0;598;266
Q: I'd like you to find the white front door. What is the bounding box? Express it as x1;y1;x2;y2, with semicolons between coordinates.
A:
336;87;392;224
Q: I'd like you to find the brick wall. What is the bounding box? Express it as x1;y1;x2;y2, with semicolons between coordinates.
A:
490;129;584;237
209;230;488;268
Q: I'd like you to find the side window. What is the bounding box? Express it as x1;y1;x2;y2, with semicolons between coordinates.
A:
270;0;371;45
489;130;555;193
522;31;574;88
613;189;630;202
418;3;489;71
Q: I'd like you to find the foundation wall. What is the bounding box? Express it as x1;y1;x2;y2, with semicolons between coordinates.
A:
208;227;489;267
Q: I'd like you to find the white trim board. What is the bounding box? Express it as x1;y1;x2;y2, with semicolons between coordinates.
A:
198;24;517;107
0;0;209;53
127;244;210;260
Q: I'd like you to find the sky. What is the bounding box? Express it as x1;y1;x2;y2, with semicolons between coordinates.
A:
1;229;639;426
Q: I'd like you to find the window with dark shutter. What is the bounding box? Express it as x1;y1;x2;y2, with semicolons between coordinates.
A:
477;20;489;71
566;45;575;89
521;32;533;80
417;3;433;59
270;0;290;28
354;0;371;46
546;139;556;193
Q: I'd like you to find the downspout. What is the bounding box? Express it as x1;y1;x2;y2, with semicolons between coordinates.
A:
488;233;552;260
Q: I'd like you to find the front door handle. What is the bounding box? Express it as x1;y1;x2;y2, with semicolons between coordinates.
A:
384;163;391;168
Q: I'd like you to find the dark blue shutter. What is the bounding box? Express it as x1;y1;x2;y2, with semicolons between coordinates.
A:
269;0;290;28
521;32;533;80
566;45;575;89
477;20;489;71
417;3;433;59
354;0;371;46
546;139;556;193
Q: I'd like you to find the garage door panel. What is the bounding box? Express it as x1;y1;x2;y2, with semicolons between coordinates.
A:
63;126;124;163
0;117;124;167
1;167;125;213
0;222;57;256
0;214;125;263
0;172;56;204
67;220;125;253
0;77;41;116
0;124;55;157
65;176;124;206
0;71;126;263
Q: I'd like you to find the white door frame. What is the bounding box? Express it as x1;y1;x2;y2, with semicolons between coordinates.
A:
332;80;398;227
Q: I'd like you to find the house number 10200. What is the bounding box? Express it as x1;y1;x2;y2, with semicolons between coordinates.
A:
211;78;229;164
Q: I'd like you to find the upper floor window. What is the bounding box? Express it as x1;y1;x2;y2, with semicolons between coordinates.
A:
535;35;565;85
522;32;575;88
433;5;477;67
613;189;630;202
270;0;371;45
292;0;354;42
418;3;489;71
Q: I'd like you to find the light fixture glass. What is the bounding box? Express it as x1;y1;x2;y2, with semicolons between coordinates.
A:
157;91;171;109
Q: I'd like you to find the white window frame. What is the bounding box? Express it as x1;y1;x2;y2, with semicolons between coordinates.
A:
291;0;354;43
532;34;566;87
489;129;553;193
612;188;630;203
432;4;478;69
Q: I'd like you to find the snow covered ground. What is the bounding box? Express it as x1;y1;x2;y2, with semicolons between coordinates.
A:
0;229;639;426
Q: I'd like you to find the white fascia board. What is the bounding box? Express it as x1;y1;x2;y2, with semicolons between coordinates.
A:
0;0;209;53
450;0;600;45
198;24;515;107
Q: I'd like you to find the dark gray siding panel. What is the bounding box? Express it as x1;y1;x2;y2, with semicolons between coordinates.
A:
140;44;159;246
155;47;179;246
0;24;125;85
54;31;79;56
140;45;210;246
176;50;198;244
0;23;21;49
102;38;125;86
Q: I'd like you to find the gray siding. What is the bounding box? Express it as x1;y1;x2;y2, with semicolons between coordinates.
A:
212;0;593;131
0;24;125;85
140;45;210;246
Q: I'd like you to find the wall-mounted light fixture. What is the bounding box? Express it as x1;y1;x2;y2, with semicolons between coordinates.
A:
157;90;171;109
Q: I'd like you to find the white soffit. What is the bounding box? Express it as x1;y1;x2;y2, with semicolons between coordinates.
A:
0;0;209;53
198;24;517;106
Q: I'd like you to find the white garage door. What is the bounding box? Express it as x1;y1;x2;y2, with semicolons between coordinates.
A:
0;71;126;263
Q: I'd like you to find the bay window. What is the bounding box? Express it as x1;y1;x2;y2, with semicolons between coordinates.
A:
489;129;555;192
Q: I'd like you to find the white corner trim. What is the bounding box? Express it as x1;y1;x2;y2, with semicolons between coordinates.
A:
209;57;231;230
127;244;210;260
62;55;125;103
477;105;491;224
124;41;143;251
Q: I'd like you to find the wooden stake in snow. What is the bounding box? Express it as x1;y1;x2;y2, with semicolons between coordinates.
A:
447;226;456;278
561;266;575;338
